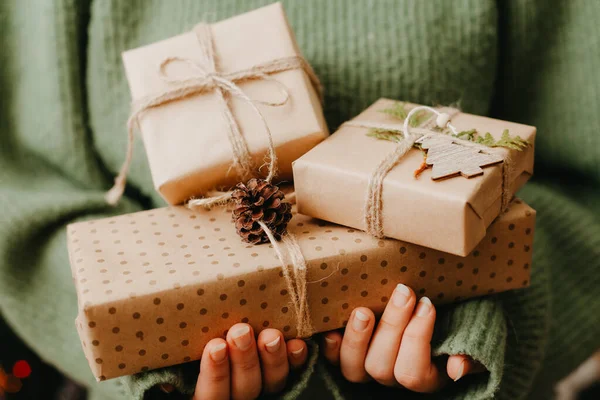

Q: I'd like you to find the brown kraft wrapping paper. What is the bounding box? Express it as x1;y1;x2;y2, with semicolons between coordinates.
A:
293;98;536;256
67;198;535;381
122;2;328;204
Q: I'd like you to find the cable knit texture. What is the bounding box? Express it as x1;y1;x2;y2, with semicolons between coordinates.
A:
0;1;598;399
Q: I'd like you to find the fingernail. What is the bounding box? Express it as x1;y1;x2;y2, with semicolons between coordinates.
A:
231;325;252;350
159;384;175;393
265;336;281;353
324;336;337;349
454;360;465;381
416;297;432;317
291;347;304;358
393;284;410;307
353;310;370;331
209;343;227;363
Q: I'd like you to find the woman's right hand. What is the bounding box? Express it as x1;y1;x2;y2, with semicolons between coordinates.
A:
193;324;308;400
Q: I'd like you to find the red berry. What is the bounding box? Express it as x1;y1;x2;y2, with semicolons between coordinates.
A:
12;360;31;379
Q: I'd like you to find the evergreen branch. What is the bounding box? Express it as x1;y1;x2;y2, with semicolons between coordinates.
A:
372;102;529;151
379;102;432;127
495;129;529;150
455;129;477;141
472;129;528;150
474;132;497;146
366;128;403;142
409;109;431;127
379;102;408;120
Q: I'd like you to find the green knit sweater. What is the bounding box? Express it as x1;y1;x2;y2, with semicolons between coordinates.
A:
0;1;598;399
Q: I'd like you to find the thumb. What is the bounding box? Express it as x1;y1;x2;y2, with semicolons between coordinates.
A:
447;355;487;381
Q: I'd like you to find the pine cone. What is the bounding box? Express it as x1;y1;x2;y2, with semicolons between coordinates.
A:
232;179;292;244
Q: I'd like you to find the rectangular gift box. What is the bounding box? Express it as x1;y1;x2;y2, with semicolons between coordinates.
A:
122;2;328;204
293;98;536;256
68;198;534;380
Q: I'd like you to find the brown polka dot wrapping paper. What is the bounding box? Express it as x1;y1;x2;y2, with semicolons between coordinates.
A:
67;198;535;381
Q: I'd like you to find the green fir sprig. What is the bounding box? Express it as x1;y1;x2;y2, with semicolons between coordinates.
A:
379;102;432;128
366;128;403;143
370;102;529;151
379;102;409;120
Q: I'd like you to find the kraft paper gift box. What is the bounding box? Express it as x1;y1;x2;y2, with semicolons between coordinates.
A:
121;3;328;205
67;198;535;380
293;98;536;256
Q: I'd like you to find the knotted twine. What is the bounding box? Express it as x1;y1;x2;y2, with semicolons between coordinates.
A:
105;23;320;337
345;105;512;239
105;23;323;206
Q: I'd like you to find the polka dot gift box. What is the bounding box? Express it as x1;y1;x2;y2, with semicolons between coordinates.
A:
67;198;535;380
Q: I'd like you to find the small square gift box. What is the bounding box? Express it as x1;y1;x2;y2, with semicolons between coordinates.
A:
67;197;534;380
107;3;328;205
293;99;536;256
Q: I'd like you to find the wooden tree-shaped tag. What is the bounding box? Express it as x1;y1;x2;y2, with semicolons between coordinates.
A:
415;135;504;179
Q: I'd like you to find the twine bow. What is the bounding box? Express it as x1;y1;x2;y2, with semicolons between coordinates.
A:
105;23;323;206
346;105;511;239
104;23;319;337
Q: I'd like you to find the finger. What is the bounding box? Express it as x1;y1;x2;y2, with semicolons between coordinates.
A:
365;284;416;385
322;331;343;365
226;324;262;400
195;338;230;400
447;355;487;381
160;384;175;393
340;307;375;383
286;339;308;369
394;297;447;393
257;329;289;394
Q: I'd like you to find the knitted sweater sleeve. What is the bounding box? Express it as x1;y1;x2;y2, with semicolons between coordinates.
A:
117;298;508;400
0;1;529;400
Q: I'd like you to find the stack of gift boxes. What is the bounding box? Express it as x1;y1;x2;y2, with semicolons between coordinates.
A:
67;3;537;381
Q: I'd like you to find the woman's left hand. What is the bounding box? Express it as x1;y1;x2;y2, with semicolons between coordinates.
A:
321;283;486;392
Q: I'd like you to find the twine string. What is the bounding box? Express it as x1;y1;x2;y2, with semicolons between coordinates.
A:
345;105;511;238
105;23;323;205
105;22;322;336
258;221;313;337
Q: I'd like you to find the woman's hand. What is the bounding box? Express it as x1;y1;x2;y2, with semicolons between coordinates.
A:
321;284;486;392
191;284;485;399
193;324;307;400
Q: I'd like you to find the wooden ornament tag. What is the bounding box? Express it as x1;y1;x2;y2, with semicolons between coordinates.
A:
415;135;504;180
